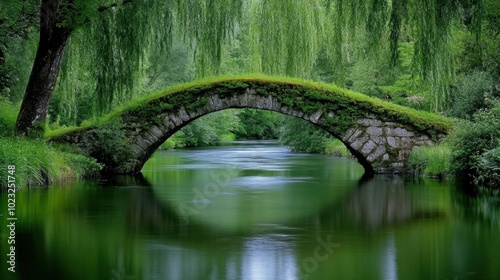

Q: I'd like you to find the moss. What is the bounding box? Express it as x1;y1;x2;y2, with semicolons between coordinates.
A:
47;75;454;142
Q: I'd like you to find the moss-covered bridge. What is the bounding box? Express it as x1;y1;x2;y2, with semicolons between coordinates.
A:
51;76;452;175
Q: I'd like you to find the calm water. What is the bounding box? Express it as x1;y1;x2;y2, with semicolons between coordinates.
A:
1;141;500;280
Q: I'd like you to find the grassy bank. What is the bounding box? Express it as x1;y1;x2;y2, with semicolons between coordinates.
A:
0;138;102;187
407;144;451;178
0;99;102;188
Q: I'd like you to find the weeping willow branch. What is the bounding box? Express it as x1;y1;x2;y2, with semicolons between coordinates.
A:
54;0;483;117
389;0;407;66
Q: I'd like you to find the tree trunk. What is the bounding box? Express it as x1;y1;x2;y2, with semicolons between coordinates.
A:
14;0;72;137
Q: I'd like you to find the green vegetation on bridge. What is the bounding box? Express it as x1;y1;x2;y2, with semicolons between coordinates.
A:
46;75;454;139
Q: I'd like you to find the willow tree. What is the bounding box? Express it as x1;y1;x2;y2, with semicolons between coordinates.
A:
14;0;243;136
14;0;484;136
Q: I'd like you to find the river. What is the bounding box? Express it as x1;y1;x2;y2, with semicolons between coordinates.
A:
1;141;500;280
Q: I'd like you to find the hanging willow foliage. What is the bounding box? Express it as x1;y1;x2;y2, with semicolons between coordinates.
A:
180;0;243;76
248;0;323;77
409;0;459;111
389;0;408;67
55;0;483;115
92;0;175;114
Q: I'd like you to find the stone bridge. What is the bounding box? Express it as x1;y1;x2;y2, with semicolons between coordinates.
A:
51;76;452;174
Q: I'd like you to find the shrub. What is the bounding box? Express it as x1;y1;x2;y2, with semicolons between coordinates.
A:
473;147;500;188
76;121;136;173
407;145;451;178
448;71;496;119
449;101;500;188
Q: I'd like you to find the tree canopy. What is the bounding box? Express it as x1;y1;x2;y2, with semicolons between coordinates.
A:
60;0;488;112
0;0;493;135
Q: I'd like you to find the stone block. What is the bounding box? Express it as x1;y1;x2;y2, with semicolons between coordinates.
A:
394;127;415;137
385;127;395;136
309;110;323;123
417;135;430;141
264;95;273;109
366;126;383;136
163;116;173;129
280;106;290;114
348;128;364;143
401;137;412;148
169;114;182;126
255;97;266;109
131;145;142;155
291;109;304;118
371;135;386;145
240;91;249;106
350;136;368;150
357;118;382;127
271;97;281;111
361;140;376;155
387;136;399;148
211;95;223;110
367;146;386;162
342;128;356;141
149;126;164;139
179;107;190;122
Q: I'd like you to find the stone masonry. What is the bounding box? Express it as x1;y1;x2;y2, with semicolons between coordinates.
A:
54;81;448;174
123;89;446;174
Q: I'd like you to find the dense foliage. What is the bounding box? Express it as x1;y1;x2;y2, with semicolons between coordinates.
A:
448;102;500;189
279;117;332;154
1;0;495;136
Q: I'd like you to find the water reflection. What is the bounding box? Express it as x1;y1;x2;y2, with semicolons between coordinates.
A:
143;142;363;232
1;141;500;280
241;235;298;280
343;176;447;229
346;176;414;228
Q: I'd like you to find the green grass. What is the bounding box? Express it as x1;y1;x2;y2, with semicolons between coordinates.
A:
46;74;454;139
0;138;102;187
407;144;451;178
0;99;101;187
0;98;19;137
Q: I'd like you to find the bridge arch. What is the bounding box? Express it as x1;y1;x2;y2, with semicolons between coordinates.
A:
53;76;451;174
